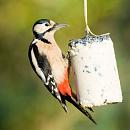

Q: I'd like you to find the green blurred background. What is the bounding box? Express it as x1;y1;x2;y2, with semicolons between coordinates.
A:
0;0;129;130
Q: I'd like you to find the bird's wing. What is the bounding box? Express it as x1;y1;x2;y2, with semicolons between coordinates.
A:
28;43;67;111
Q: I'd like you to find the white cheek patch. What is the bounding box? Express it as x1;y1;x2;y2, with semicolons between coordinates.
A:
34;24;48;34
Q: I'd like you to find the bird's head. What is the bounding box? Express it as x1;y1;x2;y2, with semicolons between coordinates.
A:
32;19;68;40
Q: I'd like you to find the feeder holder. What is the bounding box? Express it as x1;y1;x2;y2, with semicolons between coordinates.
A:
68;0;122;108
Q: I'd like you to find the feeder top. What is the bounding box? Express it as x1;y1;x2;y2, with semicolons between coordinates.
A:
69;33;110;48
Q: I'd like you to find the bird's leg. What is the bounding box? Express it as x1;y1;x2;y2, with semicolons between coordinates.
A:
66;51;71;79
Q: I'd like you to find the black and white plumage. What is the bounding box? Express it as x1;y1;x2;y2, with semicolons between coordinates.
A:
28;41;62;104
28;19;96;124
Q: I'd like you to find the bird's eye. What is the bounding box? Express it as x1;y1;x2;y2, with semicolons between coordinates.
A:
45;23;50;26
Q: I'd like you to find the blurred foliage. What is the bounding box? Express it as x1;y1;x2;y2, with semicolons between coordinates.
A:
0;0;130;130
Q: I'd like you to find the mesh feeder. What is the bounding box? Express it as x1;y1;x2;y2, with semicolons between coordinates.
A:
68;0;122;108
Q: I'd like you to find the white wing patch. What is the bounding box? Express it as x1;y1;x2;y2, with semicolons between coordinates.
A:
31;49;46;82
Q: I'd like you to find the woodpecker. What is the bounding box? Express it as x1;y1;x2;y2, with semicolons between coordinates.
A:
28;19;96;124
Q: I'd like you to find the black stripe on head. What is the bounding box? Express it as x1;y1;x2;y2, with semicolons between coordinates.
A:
33;32;51;44
42;24;56;36
33;19;50;30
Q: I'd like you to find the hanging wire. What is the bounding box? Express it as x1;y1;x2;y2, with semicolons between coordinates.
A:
84;0;96;35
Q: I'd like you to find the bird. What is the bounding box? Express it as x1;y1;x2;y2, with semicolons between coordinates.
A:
28;19;96;124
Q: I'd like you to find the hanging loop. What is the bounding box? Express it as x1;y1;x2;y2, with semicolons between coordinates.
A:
84;0;96;35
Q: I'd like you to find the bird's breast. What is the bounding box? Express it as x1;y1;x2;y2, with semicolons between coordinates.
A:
50;56;67;84
36;41;68;84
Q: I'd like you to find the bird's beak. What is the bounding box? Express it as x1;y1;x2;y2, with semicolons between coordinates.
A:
54;23;69;30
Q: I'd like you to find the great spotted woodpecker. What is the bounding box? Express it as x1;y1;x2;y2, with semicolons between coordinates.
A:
28;19;96;124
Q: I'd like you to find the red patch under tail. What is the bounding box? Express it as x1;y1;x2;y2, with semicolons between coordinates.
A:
58;69;72;97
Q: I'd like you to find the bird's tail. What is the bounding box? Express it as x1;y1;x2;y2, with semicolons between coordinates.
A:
65;95;96;124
